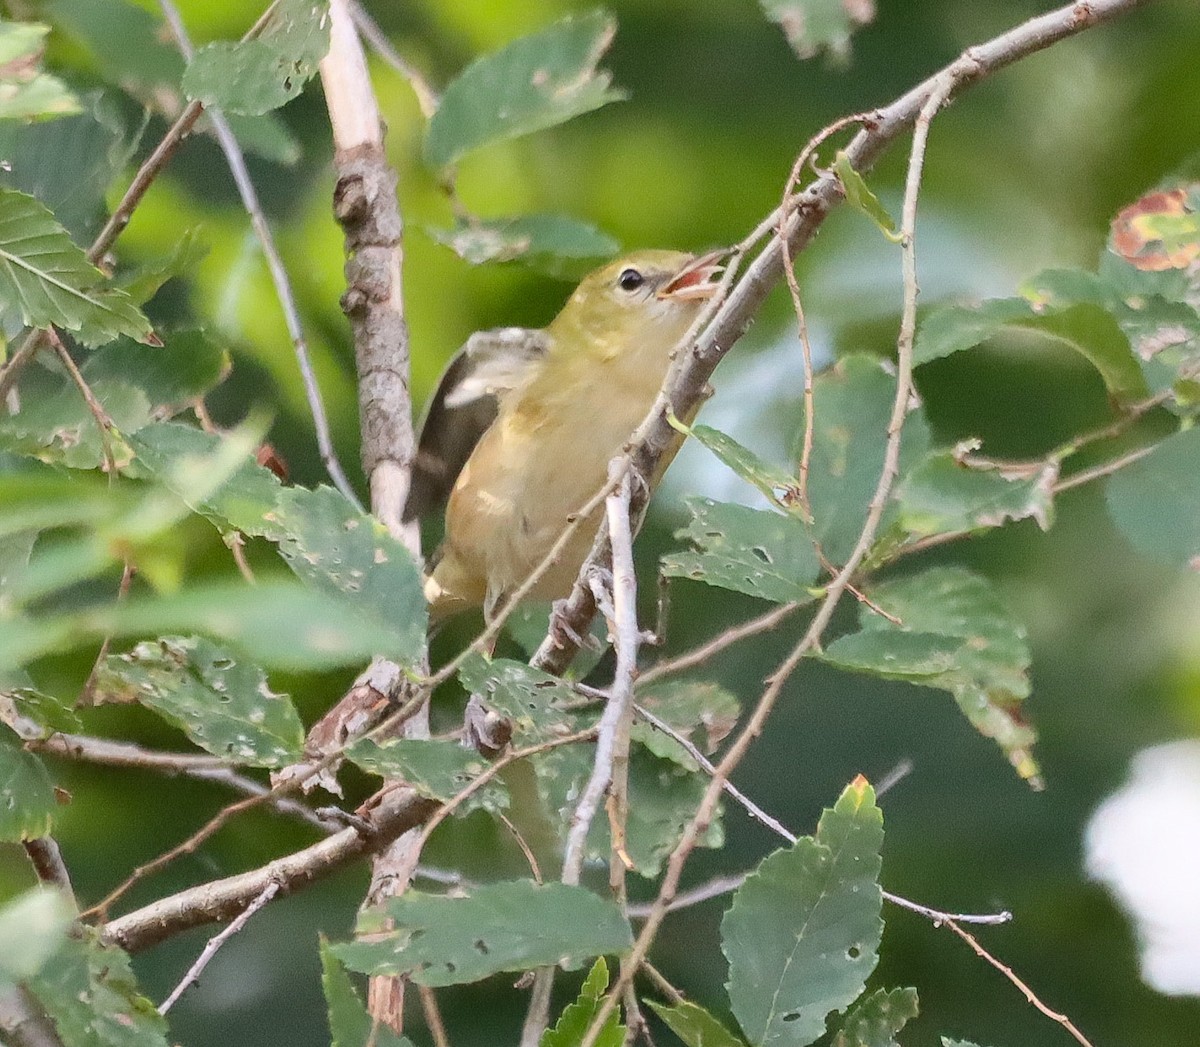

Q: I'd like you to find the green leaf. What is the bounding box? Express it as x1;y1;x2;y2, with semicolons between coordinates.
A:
115;230;209;305
759;0;875;63
796;354;931;563
941;1040;987;1047
632;680;740;768
1;685;83;735
131;422;284;539
1105;427;1200;568
458;656;583;744
541;957;625;1047
94;636;304;767
25;928;169;1047
683;425;805;514
320;938;414;1047
84;329;228;412
182;0;331;116
0;21;81;121
347;738;507;812
831;987;920;1047
430;213;619;280
823;567;1039;785
334;880;633;987
425;10;626;170
536;742;722;876
0;887;75;987
662;497;819;603
897;448;1057;538
647;999;749;1047
914;298;1148;403
833;152;900;241
0;722;56;841
0;188;156;346
722;778;884;1047
272;485;427;667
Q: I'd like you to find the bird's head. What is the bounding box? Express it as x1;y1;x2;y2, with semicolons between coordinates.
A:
547;249;725;358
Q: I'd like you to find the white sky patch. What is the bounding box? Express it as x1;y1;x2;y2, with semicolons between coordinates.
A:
1085;739;1200;996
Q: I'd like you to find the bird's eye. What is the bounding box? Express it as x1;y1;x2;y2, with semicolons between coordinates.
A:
617;268;645;292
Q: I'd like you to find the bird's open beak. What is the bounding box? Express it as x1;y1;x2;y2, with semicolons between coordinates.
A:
658;249;726;301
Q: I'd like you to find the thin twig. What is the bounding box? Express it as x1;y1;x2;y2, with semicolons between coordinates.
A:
22;838;76;906
158;881;281;1014
1053;444;1157;493
418;985;452;1047
942;918;1096;1047
157;0;361;508
348;1;440;118
47;329;118;475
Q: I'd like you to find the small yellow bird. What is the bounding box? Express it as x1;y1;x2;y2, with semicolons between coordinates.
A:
406;250;723;623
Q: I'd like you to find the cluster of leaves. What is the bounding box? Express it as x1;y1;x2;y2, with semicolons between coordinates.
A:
1;1;1199;1046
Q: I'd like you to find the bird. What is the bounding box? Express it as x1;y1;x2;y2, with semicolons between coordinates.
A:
406;249;724;624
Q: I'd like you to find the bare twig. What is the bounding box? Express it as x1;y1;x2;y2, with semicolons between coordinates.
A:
418;985;452;1047
158;0;362;508
158;881;281;1014
0;986;66;1047
348;1;440;118
1052;444;1157;493
47;330;118;476
22;838;75;906
942;918;1096;1047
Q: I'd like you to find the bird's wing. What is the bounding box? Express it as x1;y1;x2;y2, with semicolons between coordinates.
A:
404;326;551;522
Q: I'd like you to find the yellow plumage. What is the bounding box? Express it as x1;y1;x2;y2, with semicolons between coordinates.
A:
416;250;721;622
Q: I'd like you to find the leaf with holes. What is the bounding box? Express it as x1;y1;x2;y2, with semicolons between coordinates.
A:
271;485;427;668
334;880;632;987
426;10;626;169
1106;427;1200;568
541;957;625;1047
823;567;1039;785
632;680;740;769
0;20;80;121
25;927;168;1047
897;448;1057;538
0;888;75;988
182;0;331;116
0;188;156;345
320;938;413;1047
683;426;806;514
347;738;507;813
759;0;875;63
94;636;304;767
722;777;884;1047
430;213;620;281
647;999;749;1047
794;355;931;564
458;656;584;744
663;498;818;604
0;723;56;841
831;987;919;1047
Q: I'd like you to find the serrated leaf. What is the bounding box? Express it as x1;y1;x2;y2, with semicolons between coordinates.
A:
759;0;875;63
94;636;304;767
182;0;331;116
116;230;209;305
796;354;931;563
542;957;625;1047
914;297;1148;403
272;485;427;667
647;999;749;1047
320;938;414;1047
84;328;228;412
0;21;81;121
662;497;819;603
0;685;83;735
334;881;633;987
833;151;900;241
430;213;619;281
831;987;919;1047
425;10;626;170
897;449;1057;537
0;188;156;345
25;928;169;1047
632;680;740;768
722;778;884;1047
0;721;56;841
684;425;805;514
1106;427;1200;568
347;737;507;812
536;741;722;876
0;887;74;987
823;567;1039;784
131;422;284;539
458;655;583;744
